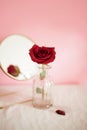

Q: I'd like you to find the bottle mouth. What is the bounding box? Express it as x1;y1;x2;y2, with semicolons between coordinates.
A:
38;64;51;69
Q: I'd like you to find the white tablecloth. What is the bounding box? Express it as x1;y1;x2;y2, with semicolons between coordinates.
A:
0;84;87;130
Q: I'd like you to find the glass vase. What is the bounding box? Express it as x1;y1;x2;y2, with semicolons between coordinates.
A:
32;65;53;109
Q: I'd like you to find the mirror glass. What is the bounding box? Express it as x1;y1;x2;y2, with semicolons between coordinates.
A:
0;34;39;80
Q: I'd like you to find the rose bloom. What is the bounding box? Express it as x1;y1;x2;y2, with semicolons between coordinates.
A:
7;65;20;77
29;44;56;64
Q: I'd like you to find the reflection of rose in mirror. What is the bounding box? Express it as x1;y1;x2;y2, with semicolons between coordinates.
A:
7;65;20;77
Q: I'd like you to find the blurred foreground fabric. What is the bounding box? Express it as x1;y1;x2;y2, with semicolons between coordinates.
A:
0;85;87;130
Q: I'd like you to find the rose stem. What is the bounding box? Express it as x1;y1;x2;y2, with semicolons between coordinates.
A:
42;64;45;101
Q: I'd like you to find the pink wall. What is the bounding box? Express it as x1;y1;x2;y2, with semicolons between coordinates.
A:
0;0;87;85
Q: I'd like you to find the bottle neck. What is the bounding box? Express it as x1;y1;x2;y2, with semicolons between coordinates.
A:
39;64;51;80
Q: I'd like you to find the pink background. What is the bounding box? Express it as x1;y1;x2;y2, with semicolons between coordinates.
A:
0;0;87;85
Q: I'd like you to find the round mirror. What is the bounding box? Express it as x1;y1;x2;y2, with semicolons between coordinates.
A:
0;34;39;80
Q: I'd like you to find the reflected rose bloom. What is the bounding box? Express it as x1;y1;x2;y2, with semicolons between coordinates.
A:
7;65;20;77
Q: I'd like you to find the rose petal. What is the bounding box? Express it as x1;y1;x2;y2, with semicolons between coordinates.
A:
55;110;65;115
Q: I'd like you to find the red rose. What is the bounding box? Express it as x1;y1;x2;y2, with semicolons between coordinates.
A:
29;44;56;64
7;65;20;77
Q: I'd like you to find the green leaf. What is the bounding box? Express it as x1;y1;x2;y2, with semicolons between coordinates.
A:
36;87;42;93
40;70;46;80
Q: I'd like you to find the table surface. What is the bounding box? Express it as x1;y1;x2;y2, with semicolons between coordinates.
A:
0;84;87;130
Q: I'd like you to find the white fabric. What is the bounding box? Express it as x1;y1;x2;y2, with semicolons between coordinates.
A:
0;85;87;130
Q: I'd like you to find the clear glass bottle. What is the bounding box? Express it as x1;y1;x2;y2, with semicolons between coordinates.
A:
32;65;53;109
